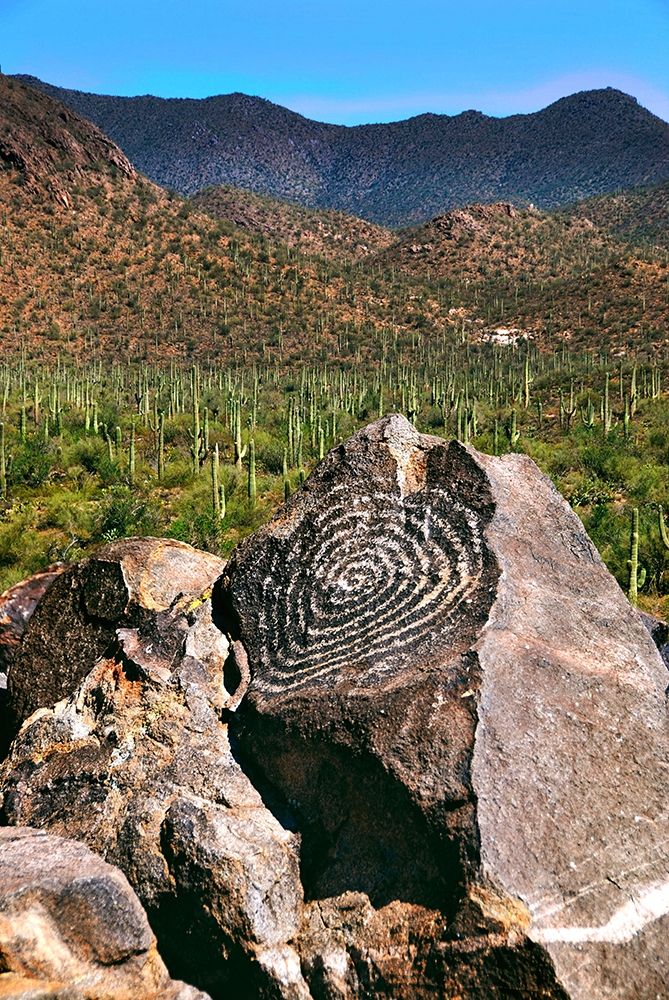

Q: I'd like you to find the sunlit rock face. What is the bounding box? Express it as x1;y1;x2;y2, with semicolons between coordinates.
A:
223;415;669;999
0;826;209;1000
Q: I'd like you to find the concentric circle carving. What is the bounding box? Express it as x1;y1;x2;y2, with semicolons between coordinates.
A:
226;437;497;694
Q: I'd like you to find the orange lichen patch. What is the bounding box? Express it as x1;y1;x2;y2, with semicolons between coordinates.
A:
32;737;101;768
0;973;69;997
469;885;532;936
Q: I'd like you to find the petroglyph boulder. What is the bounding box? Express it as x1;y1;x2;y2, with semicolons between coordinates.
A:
222;414;669;999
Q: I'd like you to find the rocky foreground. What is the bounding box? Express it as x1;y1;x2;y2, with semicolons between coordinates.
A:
0;416;667;999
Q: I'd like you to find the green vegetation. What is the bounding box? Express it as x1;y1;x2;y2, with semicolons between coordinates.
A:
2;75;668;630
563;179;669;250
1;346;667;621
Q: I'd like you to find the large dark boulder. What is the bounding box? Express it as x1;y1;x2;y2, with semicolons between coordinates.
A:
0;564;66;756
221;415;669;999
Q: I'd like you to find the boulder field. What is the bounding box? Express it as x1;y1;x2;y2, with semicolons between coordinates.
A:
0;416;667;999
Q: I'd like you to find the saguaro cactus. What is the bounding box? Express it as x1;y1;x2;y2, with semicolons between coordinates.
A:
128;421;136;486
234;399;247;468
0;421;6;497
508;409;520;446
659;505;669;553
157;411;165;481
627;507;646;605
188;365;205;475
248;438;256;507
211;443;225;520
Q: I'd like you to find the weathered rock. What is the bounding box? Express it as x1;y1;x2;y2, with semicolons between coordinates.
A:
0;564;66;759
297;891;567;1000
2;420;668;999
0;826;208;1000
0;540;307;999
6;538;224;730
221;415;669;999
639;609;669;668
0;564;65;676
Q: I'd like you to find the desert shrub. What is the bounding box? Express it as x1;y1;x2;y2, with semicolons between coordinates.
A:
63;438;120;484
92;486;163;543
160;458;195;488
0;503;59;590
8;439;52;488
168;510;222;553
562;472;614;507
255;432;285;475
39;486;97;538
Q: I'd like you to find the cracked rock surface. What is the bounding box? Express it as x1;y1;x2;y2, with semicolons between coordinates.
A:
0;538;304;999
1;419;668;999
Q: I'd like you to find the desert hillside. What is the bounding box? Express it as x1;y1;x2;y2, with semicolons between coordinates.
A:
16;75;669;225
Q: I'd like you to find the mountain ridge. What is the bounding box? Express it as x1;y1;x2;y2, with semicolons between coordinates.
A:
13;75;669;226
1;74;668;361
12;75;649;124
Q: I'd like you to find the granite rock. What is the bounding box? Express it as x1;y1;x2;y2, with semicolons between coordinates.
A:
0;826;209;1000
222;415;669;999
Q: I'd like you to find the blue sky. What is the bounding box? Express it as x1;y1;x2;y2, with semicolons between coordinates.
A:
2;0;668;123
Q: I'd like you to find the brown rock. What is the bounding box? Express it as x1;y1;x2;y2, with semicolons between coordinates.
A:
221;415;669;999
298;891;566;1000
6;537;224;730
0;543;307;999
0;564;67;760
0;826;208;999
0;76;136;209
0;564;65;676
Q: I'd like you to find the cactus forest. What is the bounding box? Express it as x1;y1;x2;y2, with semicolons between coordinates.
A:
0;343;668;619
1;78;668;617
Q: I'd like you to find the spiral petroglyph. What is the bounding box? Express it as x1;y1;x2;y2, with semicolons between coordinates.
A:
224;416;498;693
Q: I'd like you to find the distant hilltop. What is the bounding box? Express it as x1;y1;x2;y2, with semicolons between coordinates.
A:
14;76;669;227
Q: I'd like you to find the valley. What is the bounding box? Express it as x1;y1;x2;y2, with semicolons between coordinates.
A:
0;71;668;618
